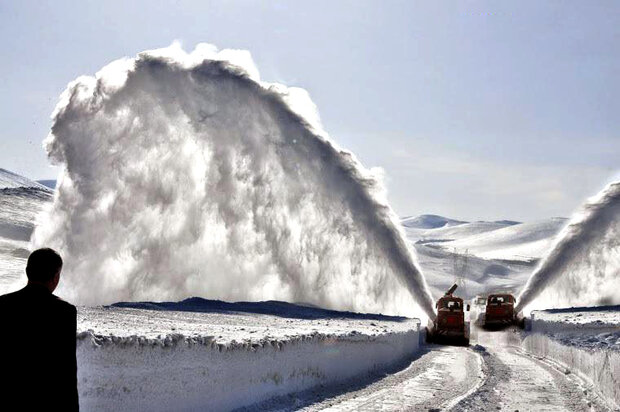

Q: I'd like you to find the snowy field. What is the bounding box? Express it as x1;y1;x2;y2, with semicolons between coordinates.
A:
523;307;620;408
402;214;564;300
402;214;566;262
0;168;52;292
76;303;420;411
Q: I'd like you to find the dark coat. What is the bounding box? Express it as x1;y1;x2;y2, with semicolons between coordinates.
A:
0;284;79;411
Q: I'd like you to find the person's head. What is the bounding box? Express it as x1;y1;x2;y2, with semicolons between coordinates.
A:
26;248;63;292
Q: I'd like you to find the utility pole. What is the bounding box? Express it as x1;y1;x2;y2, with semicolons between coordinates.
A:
453;248;469;297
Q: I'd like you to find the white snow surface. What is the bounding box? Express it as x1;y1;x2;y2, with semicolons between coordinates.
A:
430;218;567;262
77;305;416;344
0;168;51;190
400;215;564;300
530;307;620;352
404;220;516;244
75;305;421;411
0;169;53;294
400;214;467;229
413;243;532;300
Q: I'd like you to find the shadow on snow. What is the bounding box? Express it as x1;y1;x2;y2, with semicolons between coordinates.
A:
110;297;410;322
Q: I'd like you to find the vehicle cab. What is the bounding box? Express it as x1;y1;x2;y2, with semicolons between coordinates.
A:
484;293;516;326
435;296;467;334
427;284;471;345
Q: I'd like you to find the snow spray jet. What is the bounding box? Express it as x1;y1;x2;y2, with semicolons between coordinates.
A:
32;43;436;318
515;180;620;314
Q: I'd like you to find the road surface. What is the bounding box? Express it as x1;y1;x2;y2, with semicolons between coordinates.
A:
249;327;615;411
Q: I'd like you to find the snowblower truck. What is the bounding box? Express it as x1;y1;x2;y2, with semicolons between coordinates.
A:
484;293;516;327
426;284;470;346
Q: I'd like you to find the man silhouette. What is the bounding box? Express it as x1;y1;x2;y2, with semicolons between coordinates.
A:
0;248;79;411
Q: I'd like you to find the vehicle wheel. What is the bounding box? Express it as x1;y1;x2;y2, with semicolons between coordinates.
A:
463;338;470;346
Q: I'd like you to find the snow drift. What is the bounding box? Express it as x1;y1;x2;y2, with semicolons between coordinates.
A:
516;181;620;313
32;43;435;318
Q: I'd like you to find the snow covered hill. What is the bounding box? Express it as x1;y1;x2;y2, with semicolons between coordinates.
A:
0;168;53;293
441;217;568;261
404;221;517;247
401;214;467;229
402;214;566;299
402;214;565;261
413;244;532;301
0;168;51;190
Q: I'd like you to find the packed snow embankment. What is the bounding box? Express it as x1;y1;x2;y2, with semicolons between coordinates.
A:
76;301;421;411
521;307;620;409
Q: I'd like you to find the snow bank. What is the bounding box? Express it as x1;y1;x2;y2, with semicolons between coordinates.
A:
517;181;620;313
32;42;434;319
76;306;421;411
521;308;620;408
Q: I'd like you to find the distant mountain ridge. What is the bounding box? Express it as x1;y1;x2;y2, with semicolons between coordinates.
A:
0;168;52;192
400;214;467;229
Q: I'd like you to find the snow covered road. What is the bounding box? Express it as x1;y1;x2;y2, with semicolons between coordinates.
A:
455;328;613;411
265;328;616;412
303;346;482;411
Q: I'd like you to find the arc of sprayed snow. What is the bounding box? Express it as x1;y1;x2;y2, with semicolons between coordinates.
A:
37;43;437;318
515;180;620;313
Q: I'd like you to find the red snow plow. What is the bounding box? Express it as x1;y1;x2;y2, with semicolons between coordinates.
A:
426;284;470;346
484;293;516;327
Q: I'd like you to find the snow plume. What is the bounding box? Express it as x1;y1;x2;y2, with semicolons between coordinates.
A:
516;181;620;313
33;43;435;318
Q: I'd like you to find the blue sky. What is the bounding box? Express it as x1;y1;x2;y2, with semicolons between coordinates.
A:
0;1;618;220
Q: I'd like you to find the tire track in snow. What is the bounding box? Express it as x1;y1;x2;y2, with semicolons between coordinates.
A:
454;328;613;412
244;328;614;411
516;349;616;412
302;346;483;411
493;349;570;411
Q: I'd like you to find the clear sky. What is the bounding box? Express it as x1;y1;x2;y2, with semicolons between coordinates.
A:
1;1;618;221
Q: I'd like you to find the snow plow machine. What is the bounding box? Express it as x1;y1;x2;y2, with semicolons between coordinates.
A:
483;293;517;328
426;284;470;346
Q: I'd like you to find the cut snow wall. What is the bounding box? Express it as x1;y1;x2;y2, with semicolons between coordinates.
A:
76;327;420;411
522;314;620;409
